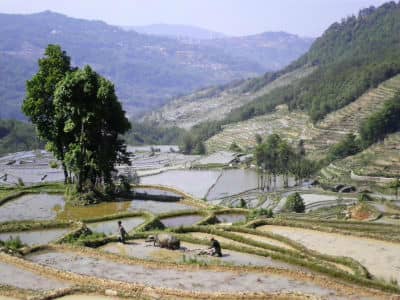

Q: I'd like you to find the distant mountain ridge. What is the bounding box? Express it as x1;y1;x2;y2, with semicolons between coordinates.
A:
124;24;226;40
0;11;313;120
151;2;400;130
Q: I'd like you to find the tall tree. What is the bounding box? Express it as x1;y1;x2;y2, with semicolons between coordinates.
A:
23;45;131;194
22;44;73;182
54;65;131;192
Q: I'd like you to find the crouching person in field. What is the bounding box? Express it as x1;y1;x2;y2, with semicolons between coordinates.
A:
209;237;222;257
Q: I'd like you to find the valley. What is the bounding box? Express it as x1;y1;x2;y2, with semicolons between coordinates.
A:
1;1;400;300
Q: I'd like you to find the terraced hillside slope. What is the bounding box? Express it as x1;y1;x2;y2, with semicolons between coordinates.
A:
146;66;315;129
206;105;317;152
316;74;400;133
206;74;400;157
337;132;400;179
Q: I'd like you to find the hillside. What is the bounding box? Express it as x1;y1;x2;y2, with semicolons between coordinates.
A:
153;2;400;133
0;11;312;120
206;74;400;156
145;66;315;128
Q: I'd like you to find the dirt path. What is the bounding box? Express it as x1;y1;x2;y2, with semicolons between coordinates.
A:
27;249;353;298
258;225;400;283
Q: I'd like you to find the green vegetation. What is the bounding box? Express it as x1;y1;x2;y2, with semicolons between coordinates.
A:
327;133;361;162
0;236;24;251
187;3;400;147
247;208;273;220
360;93;400;147
388;178;400;200
284;192;305;213
0;120;43;156
255;134;317;189
124;121;186;146
23;45;131;198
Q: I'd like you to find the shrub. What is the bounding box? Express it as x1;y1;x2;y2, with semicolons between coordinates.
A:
285;192;305;213
49;161;59;169
358;193;373;202
2;236;24;250
229;142;242;152
247;208;273;220
238;198;247;208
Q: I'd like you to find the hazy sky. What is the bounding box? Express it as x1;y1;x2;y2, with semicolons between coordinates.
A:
0;0;389;37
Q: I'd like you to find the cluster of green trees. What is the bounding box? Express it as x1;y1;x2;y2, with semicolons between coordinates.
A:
255;134;317;191
359;93;400;147
326;134;361;162
327;93;400;162
0;120;43;155
22;45;131;197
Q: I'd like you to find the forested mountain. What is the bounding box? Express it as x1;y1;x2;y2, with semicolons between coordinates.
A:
0;11;312;120
228;2;400;123
152;2;400;155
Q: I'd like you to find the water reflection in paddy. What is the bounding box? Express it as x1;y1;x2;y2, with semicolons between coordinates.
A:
56;201;131;220
0;194;65;223
0;228;69;246
141;170;221;198
129;199;195;214
1;191;197;223
141;169;295;200
216;213;247;224
161;215;203;228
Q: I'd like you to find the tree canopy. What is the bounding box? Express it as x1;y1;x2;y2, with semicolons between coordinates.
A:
22;45;131;194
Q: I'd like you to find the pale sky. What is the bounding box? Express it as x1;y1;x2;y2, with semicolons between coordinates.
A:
0;0;389;37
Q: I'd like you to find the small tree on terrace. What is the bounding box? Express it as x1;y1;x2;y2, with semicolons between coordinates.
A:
285;192;305;213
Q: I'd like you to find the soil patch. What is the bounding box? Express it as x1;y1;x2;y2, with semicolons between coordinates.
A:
258;225;400;283
0;261;70;291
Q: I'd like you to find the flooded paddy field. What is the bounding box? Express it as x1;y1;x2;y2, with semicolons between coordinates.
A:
0;151;399;299
142;168;295;201
141;169;221;198
0;191;197;223
0;194;65;223
215;213;247;224
160;214;203;227
129;198;196;214
0;228;69;246
0;261;70;291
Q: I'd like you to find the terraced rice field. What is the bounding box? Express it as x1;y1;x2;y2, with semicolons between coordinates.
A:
258;225;400;283
1;180;400;299
206;106;318;153
28;249;345;297
317;74;400;133
338;132;400;178
206;74;400;161
147;66;316;129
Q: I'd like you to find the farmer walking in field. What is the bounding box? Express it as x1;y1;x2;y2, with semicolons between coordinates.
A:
118;220;128;243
